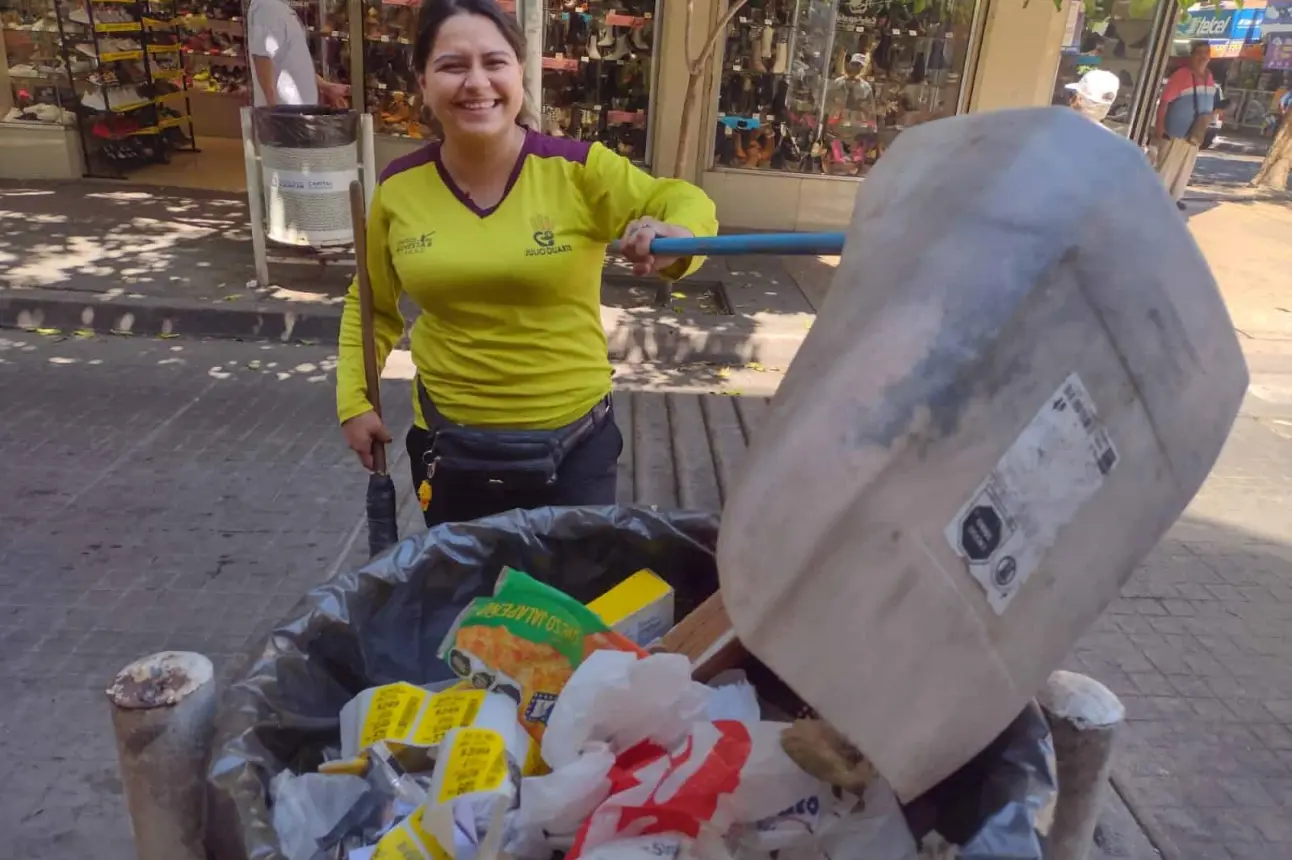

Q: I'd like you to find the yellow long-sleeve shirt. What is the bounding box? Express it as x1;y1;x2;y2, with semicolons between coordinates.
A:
336;129;719;430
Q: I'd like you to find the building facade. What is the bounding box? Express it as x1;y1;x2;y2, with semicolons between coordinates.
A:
12;0;1260;230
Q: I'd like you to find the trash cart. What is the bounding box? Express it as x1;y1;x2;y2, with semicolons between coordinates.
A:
206;506;1056;860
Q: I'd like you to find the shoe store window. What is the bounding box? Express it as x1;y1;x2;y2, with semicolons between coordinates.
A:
538;0;657;164
1;0;202;180
3;0;80;128
1051;0;1165;137
361;0;429;139
711;0;978;177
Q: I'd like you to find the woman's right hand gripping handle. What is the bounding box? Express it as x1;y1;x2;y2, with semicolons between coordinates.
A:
342;410;393;472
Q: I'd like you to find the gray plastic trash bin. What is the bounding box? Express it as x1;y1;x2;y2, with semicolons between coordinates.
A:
253;106;360;248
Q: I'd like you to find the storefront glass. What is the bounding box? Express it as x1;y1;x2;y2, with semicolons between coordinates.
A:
538;0;657;163
711;0;979;177
1165;3;1291;139
352;0;658;160
1052;0;1164;136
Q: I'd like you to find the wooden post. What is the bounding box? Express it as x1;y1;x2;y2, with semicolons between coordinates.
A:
1039;670;1125;860
107;651;218;860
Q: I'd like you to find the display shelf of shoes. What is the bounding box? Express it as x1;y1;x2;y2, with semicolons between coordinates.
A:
711;0;973;178
539;0;655;164
2;0;81;125
711;0;802;172
303;0;351;104
141;0;197;142
175;0;247;137
360;0;434;141
58;0;199;176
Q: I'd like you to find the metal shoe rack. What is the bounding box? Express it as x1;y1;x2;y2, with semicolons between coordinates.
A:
55;0;198;177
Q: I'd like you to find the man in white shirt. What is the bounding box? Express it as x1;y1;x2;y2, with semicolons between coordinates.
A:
247;0;349;107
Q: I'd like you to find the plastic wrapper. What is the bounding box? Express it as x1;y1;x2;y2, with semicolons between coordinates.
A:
206;506;1056;860
439;567;646;743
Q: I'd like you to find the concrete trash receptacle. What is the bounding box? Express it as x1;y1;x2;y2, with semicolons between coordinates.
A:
253;106;360;248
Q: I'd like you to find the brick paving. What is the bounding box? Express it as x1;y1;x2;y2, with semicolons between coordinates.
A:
0;330;409;859
6;328;1292;859
1070;397;1292;860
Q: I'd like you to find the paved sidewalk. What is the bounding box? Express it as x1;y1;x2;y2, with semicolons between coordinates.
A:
0;180;812;366
0;331;407;859
0;329;1158;860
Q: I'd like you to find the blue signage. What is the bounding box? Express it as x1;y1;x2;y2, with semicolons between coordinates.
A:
1177;7;1264;42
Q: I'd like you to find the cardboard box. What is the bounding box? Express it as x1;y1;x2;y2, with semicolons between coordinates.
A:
587;569;675;647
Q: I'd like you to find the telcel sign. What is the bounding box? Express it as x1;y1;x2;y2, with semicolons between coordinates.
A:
1177;8;1263;41
1181;15;1233;37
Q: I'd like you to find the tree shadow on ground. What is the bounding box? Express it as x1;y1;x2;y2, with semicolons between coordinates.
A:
0;182;817;370
0;180;352;308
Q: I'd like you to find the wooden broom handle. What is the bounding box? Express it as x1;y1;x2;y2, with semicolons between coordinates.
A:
349;180;387;476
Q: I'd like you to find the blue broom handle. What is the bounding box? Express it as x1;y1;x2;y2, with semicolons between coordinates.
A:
610;232;846;257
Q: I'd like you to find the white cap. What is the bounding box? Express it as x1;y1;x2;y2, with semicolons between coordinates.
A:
848;52;867;65
1065;69;1120;105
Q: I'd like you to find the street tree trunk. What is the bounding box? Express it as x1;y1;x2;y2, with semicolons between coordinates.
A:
675;0;750;179
1252;109;1292;191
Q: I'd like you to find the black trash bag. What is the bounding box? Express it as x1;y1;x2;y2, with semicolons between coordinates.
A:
253;106;359;149
902;704;1057;859
206;505;1056;860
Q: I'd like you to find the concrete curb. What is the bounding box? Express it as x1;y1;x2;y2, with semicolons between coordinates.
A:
1;288;811;366
1109;768;1180;860
0;288;344;344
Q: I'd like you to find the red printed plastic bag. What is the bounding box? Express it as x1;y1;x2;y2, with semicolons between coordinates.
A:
570;720;753;857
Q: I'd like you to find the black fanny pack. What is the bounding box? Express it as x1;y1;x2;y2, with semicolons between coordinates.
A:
417;379;611;489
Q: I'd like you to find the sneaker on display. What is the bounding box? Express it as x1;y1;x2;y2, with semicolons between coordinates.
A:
31;104;64;122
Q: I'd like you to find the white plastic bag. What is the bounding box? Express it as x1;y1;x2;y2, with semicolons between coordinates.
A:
271;771;371;860
504;742;617;859
542;650;711;769
767;780;918;860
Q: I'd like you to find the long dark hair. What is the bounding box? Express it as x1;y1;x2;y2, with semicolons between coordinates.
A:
412;0;526;76
411;0;536;130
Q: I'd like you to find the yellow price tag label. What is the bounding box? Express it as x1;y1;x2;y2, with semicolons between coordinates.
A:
373;808;452;860
411;689;485;747
359;682;428;749
438;728;508;803
372;825;426;860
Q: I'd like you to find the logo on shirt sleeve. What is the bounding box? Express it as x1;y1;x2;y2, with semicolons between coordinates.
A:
395;231;435;256
526;215;571;257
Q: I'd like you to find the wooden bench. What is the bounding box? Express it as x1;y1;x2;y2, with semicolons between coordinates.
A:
611;391;769;510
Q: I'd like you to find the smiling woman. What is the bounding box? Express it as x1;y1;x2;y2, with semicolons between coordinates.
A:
334;0;719;529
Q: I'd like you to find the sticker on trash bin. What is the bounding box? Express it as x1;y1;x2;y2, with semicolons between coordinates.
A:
945;372;1118;614
437;728;509;802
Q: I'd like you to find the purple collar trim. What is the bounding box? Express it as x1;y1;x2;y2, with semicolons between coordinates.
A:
432;126;535;218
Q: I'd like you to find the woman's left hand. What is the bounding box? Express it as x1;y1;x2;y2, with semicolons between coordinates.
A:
619;218;693;277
